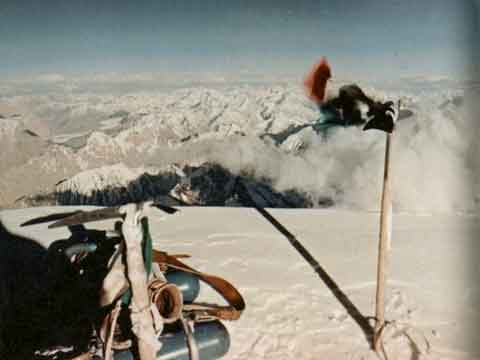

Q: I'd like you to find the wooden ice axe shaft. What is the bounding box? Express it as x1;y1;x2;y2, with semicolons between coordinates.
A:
373;101;399;352
373;132;393;351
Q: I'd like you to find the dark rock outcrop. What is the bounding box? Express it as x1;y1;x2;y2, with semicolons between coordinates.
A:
22;162;328;209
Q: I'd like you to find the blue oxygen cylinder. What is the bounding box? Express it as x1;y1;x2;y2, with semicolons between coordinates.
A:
114;320;230;360
165;270;200;303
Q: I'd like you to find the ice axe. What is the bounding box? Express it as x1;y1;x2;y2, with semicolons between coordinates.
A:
363;101;398;133
20;202;178;229
364;100;400;353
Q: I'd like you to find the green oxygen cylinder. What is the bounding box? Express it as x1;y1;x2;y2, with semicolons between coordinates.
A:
114;320;230;360
165;270;201;303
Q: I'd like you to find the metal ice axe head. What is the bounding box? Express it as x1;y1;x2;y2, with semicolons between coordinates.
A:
363;100;399;134
19;202;178;229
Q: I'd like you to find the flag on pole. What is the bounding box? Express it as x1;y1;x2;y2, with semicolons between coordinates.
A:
304;57;331;104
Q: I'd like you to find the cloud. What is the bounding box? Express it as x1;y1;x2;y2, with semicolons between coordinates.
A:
35;73;66;83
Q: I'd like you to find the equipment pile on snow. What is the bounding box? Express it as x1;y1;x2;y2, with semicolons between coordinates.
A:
2;202;244;359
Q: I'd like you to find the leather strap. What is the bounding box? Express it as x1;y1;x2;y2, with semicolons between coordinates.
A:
152;250;245;320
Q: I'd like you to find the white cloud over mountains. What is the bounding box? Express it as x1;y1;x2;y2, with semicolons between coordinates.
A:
0;80;478;213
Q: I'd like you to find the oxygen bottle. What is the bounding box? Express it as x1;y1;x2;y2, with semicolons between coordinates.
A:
114;320;230;360
165;270;200;303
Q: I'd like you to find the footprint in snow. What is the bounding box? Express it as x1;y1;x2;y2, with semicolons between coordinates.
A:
220;258;249;271
327;309;349;323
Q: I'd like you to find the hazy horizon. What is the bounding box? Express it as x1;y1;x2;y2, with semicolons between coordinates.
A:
1;0;479;82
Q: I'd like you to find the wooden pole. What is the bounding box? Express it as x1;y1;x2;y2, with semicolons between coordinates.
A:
373;132;393;352
121;204;160;360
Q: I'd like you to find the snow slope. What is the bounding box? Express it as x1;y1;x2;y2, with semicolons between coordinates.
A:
1;206;479;359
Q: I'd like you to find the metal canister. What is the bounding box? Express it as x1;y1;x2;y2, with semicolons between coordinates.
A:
114;320;230;360
165;270;200;304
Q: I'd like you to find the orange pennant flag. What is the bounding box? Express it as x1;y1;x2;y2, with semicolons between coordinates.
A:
304;57;331;104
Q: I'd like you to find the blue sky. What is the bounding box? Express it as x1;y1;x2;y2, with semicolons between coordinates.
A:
0;0;478;81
